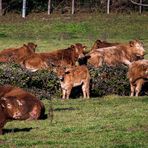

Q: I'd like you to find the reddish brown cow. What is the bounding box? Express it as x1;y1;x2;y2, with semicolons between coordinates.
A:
91;39;119;51
80;40;145;67
0;42;37;63
127;60;148;96
21;43;86;72
55;65;90;99
0;85;45;134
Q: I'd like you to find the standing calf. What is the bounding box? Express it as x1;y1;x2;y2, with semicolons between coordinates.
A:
55;65;90;99
127;60;148;96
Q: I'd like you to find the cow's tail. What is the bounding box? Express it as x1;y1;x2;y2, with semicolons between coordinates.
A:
48;100;54;123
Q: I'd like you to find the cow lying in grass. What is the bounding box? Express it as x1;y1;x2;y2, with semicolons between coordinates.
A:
55;65;90;99
0;42;37;63
79;40;145;67
127;60;148;96
0;85;45;134
90;39;119;51
21;43;86;72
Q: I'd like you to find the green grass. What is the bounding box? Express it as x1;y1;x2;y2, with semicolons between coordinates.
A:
0;13;148;147
0;96;148;147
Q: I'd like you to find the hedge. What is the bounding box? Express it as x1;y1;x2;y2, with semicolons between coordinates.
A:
0;63;147;99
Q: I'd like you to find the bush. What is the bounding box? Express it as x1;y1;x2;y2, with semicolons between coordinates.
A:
0;63;61;100
0;63;147;99
89;64;130;97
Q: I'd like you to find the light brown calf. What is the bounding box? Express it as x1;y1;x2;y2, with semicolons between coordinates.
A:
55;65;90;99
127;60;148;96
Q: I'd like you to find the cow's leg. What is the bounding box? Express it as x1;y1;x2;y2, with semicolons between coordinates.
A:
82;84;87;99
66;87;72;99
0;129;3;135
130;82;135;96
62;89;66;99
135;79;144;97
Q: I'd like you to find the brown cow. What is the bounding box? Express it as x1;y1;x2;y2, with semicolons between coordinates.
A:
21;43;86;72
91;39;119;51
0;85;45;134
0;42;37;63
127;60;148;96
55;65;90;99
80;40;145;67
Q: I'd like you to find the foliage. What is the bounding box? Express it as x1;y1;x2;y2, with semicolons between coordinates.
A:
0;63;61;99
89;64;130;97
0;62;147;98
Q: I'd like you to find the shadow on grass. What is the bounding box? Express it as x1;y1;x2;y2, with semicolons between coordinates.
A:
3;127;33;134
54;107;79;111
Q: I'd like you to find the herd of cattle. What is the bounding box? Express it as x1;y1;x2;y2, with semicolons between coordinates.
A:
0;39;148;134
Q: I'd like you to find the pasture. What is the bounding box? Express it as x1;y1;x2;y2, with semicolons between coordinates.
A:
0;13;148;147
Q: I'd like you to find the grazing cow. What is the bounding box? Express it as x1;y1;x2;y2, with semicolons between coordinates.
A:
0;42;37;63
80;40;145;67
91;39;119;51
127;60;148;96
0;85;45;134
55;65;90;99
21;43;86;72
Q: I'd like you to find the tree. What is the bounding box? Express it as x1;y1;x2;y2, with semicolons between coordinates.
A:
0;0;2;16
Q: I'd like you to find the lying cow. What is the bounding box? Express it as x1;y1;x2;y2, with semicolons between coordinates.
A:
55;65;90;99
0;42;37;63
127;60;148;96
80;40;145;67
0;85;45;134
21;43;86;72
91;39;119;51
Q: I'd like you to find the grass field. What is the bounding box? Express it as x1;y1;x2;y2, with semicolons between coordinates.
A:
0;13;148;147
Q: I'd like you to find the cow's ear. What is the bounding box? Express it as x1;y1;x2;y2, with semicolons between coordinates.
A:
71;45;75;49
65;71;70;74
23;44;27;47
97;40;102;43
1;97;7;101
83;46;87;50
129;41;135;47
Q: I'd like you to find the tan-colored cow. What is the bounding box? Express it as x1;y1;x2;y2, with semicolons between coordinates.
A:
80;40;145;67
55;65;90;99
21;43;86;72
127;60;148;96
0;42;37;63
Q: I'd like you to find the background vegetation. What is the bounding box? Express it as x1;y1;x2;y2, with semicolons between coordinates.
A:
0;13;148;147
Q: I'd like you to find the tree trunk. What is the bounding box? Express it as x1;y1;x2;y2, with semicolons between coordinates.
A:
48;0;51;15
107;0;110;14
0;0;2;16
22;0;26;18
72;0;75;14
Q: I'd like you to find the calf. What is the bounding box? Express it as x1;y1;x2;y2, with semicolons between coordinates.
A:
127;60;148;96
55;65;90;99
0;85;45;134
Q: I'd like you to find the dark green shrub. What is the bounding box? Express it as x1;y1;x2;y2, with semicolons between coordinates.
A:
0;63;60;100
0;63;147;99
89;64;130;97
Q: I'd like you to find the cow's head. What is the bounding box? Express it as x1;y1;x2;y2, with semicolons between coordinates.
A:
0;97;24;119
129;40;145;59
23;42;37;52
55;66;72;82
71;43;87;59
